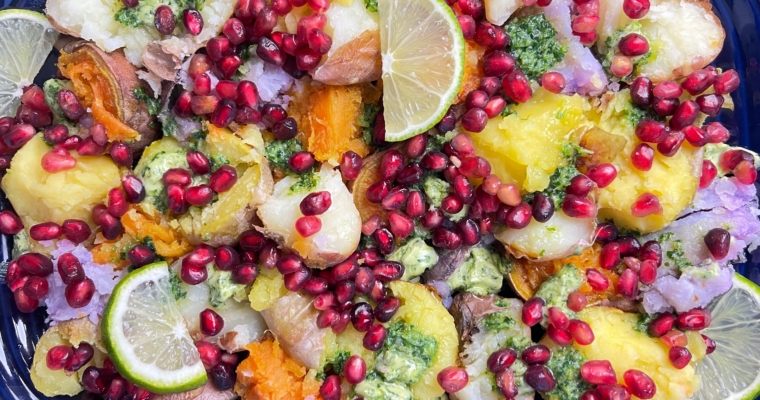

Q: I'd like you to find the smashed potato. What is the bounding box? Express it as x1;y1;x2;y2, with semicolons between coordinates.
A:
2;135;120;234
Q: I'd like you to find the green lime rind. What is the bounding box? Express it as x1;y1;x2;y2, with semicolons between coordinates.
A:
693;273;760;400
379;0;466;142
102;262;207;394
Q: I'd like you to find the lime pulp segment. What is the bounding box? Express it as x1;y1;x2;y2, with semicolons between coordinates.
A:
693;274;760;400
379;0;465;142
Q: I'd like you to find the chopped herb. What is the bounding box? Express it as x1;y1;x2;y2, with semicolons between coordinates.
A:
133;88;160;116
505;336;533;352
483;312;515;332
634;313;657;336
505;14;566;80
169;272;187;300
544;346;592;400
209;155;230;172
264;138;303;171
622;101;660;128
540;143;585;207
289;171;319;194
114;7;143;28
375;320;438;385
501;104;517;118
324;350;350;376
364;0;378;12
358;103;381;146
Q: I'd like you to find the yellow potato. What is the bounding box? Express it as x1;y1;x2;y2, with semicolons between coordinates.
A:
468;88;592;193
573;306;706;400
2;134;120;230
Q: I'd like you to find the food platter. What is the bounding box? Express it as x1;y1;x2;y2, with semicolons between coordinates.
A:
0;0;759;398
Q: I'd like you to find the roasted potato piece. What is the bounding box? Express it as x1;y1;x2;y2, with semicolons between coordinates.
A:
588;90;702;233
495;209;596;261
31;318;106;397
309;0;381;85
258;164;362;268
566;306;707;400
468;88;592;193
260;291;327;370
351;149;387;224
484;0;522;25
449;294;534;400
57;41;157;151
46;0;236;75
596;0;724;81
1;135;120;245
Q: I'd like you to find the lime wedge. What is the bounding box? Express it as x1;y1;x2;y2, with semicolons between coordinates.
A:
0;9;58;117
102;262;207;394
378;0;465;142
693;273;760;400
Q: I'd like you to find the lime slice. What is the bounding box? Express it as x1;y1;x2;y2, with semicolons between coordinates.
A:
102;262;207;394
693;273;760;400
378;0;465;142
0;9;58;117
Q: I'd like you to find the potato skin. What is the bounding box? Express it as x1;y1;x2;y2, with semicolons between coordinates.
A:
310;29;382;86
61;40;158;154
260;292;326;370
449;293;505;345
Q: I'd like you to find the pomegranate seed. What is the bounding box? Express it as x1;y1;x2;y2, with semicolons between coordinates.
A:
483;95;507;117
636;119;668;143
437;367;469;393
209;165;238;193
57;90;85;120
0;210;22;235
436;107;457;133
180;260;208;285
256;36;286;67
343;355;367;385
154;5;175;35
43;124;69;145
340;151;363;180
277;254;305;275
595;222;619;243
615;236;640;258
396;163;424;186
372;227;395;254
379;149;404;180
576;30;597;45
483;51;515;77
30;221;62;241
618;33;649;56
207;37;233;62
702;334;717;354
354;267;376;295
610;55;633;78
215;80;237;100
460;156;492;179
185;151;210;175
586;163;617;188
474;22;504;48
465;90;489;110
720;149;754;171
548;307;569;330
186;185;214;206
638;259;657;285
316;308;339;329
653;80;683;99
306;28;332;55
495;369;519;398
270;0;292;14
121;174;146;203
182;8;203;36
351;302;374;332
210;98;236;127
14;286;39;312
524;365;557;392
363;323;387;351
46;345;73;370
372;260;404;281
187;54;212;78
319;375;341;400
681;69;716;96
579;360;617;386
233;263;258;285
522;297;545;326
567;291;587;312
126;244;156;268
660;330;688;348
440;195;463;215
521;344;551;366
622;370;656;399
617;269;639;299
196;341;221;369
461;108;488;132
586;268;609;291
630;76;653;106
681;126;708;148
502;70;533;103
221;18;244;45
713;70;740;95
564;175;592;197
297;191;330;216
418;151;447;172
22;275;49;299
668;346;692;369
677;308;712;330
284;267;311;291
629;191;663;218
735;160;758;184
64;343;95;373
562;194;597;218
630;143;654;171
487;348;517;374
81;367;106;395
599;242;621;269
572;13;599;33
421;208;444;229
20;85;50;113
668;100;699;131
301;276;328;295
432;227;463;250
694;93;723;117
295;215;321;237
596;384;632;400
504;202;530;228
404;134;428;159
3;123;34;150
166;184;188;214
270;117;297;141
541;72;566;94
387;211;413;239
65;277;95;308
547;323;573;345
457;218;481;246
239;231;266;254
647;313;675;337
369;297;399;324
623;0;650;18
18;253;53;277
568;319;595;345
98;211;123;240
253;7;278;37
171;90;193;118
4;261;23;289
652;97;679;116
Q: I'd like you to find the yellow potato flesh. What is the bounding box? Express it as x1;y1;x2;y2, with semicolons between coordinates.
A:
576;307;706;400
468;88;590;193
2;135;120;229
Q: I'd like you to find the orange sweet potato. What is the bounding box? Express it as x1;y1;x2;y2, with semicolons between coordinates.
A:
302;85;370;163
235;339;322;400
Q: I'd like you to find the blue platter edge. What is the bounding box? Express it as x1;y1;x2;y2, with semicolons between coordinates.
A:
0;0;759;398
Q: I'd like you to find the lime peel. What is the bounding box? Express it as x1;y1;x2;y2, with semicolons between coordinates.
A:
102;262;207;394
378;0;465;142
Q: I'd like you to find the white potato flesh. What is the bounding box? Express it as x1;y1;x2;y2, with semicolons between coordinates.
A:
484;0;521;26
495;210;596;261
324;0;378;58
258;165;362;267
597;0;724;81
